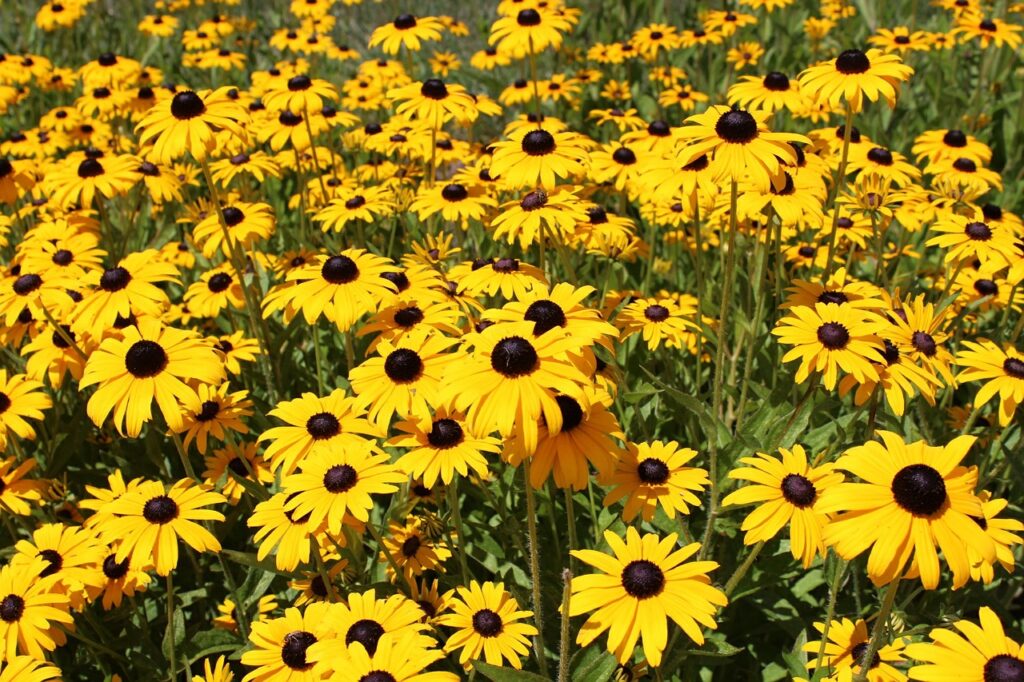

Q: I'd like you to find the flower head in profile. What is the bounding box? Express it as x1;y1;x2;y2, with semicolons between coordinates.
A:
675;105;808;190
798;48;914;111
488;7;573;58
906;607;1024;681
369;14;444;54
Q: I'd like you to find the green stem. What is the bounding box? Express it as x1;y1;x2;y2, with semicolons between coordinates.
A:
169;432;197;481
813;558;847;677
822;107;856;281
852;576;901;682
523;459;550;676
166;573;176;681
723;540;765;597
557;568;573;682
312;321;325;395
448;476;471;585
311;540;337;602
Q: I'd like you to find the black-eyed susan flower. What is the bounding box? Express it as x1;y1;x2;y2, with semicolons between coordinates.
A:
437;581;536;670
388;78;478;128
967;492;1024;585
203;442;273;505
675;105;807;191
956;340;1024;426
388;407;500;488
259;389;378;476
803;617;907;681
722;445;844;568
489;7;572;58
489;127;588;189
798;48;914;111
505;386;623;490
727;71;804;113
381;519;452;582
73;250;180;338
359;296;463;352
456;257;548;300
282;441;405;531
95;545;151;610
136;88;248;164
262;249;399;330
772;302;886;390
81;318;224;437
0;457;46;516
248;492;313;572
818;432;994;589
241;602;336;681
12;522;105;610
409;182;497;229
45;151;140;209
490;187;589;249
308;588;433;664
327;634;456;682
443;321;589;454
604;440;708;522
100;478;225;576
349;329;457;429
570;528;727;667
368;14;445;54
0;559;73;661
906;607;1024;682
192;201;276;259
0;371;51;449
615;297;700;351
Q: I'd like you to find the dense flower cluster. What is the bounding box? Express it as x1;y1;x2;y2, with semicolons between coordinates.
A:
0;0;1022;679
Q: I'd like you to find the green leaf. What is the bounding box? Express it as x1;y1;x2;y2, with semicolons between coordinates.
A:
570;645;618;682
161;606;185;663
685;634;743;658
473;661;551;682
184;629;240;664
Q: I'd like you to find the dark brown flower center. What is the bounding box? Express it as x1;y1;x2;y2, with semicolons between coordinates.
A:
715;110;758;143
306;412;340;439
644;304;669;322
100;266;132;291
780;474;816;507
288;75;312;91
323;464;358;493
763;71;790;90
891;464;947;516
207;272;232;292
12;274;41;295
346;619;385;655
427;418;463;448
851;642;881;669
170;91;206;120
637;458;669;484
835;49;870;74
911;331;937;357
0;595;24;623
142;495;179;523
524;299;566;335
1004;358;1024;379
441;183;468;201
620;560;665;598
965;221;992;241
384;348;423;383
491;336;538;377
400;536;421;557
517;9;541;26
38;549;63;577
125;340;168;378
102;554;130;579
281;630;317;669
555;395;584;431
393;306;423;327
472;608;504;636
522;129;556;156
393;14;416;29
816;322;849;349
78;158;104;178
984;655;1024;682
420;78;448;100
321;255;359;283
